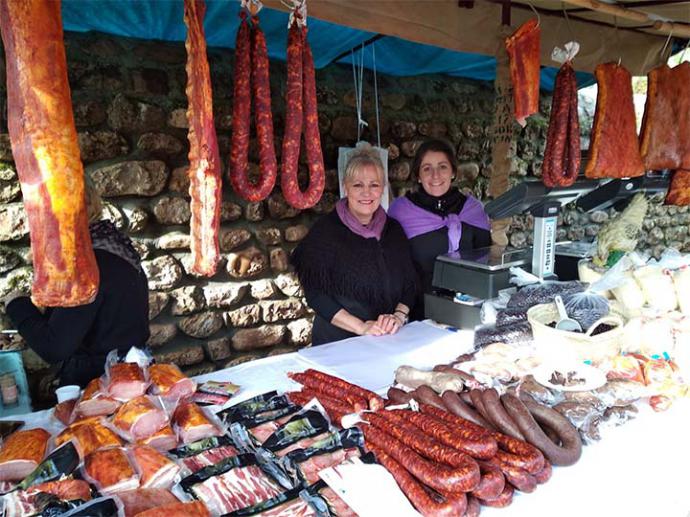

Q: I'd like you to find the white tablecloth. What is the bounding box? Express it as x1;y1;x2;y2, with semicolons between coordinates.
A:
3;321;689;516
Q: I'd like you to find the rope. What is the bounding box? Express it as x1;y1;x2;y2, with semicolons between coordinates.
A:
372;42;381;147
527;1;541;28
351;45;368;141
660;22;674;60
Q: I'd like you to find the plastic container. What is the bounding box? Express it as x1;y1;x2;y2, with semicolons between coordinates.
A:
56;385;81;403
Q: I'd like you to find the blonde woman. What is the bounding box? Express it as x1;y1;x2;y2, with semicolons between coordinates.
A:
292;146;417;345
3;179;149;388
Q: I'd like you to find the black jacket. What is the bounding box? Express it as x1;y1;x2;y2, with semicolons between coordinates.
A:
292;211;417;345
6;249;150;387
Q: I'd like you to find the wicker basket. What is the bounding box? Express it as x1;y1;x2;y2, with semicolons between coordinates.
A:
527;303;626;365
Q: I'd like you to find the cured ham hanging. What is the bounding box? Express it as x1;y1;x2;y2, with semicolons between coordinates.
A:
585;63;645;179
183;0;223;277
0;0;99;306
281;11;326;210
229;6;278;202
505;18;541;127
639;63;690;171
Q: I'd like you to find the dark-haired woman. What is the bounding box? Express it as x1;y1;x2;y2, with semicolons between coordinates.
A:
389;139;491;320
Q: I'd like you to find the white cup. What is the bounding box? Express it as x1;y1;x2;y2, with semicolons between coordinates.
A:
55;385;81;403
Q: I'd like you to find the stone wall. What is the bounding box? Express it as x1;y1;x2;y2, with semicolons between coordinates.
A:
0;32;688;403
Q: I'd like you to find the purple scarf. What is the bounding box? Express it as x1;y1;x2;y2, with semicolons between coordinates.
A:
388;194;490;252
335;198;387;240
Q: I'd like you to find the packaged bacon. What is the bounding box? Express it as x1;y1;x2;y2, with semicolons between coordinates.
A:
169;435;239;475
17;442;80;491
55;418;124;459
172;401;223;445
104;348;152;402
134;500;210;517
307;480;357;517
114;487;179;517
222;485;324;516
77;378;120;418
1;478;92;517
113;395;169;442
179;453;289;516
83;447;140;495
281;428;364;485
192;380;240;406
148;364;197;401
0;428;51;481
137;425;178;452
129;445;181;489
260;410;332;457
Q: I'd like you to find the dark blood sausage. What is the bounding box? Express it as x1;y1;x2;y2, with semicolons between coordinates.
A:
491;431;545;474
288;372;368;412
481;389;524;440
471;460;505;501
464;495;481;517
541;61;571;187
459;391;474;406
469;390;496;429
564;63;581;185
410;407;497;459
290;369;384;411
229;13;278;202
394;410;496;460
541;422;562;445
502;394;582;466
387;387;413;406
441;391;493;429
534;460;553;484
368;444;467;517
413;385;447;410
478;484;514;508
362;424;475;494
491;457;537;493
280;23;325;210
371;411;480;491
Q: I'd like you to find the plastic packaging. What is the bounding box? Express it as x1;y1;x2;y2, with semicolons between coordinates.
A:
148;363;197;401
129;445;181;489
604;355;646;384
633;265;678;313
2;480;94;517
17;442;80;491
495;308;529;327
61;496;124;517
82;447;140;494
474;322;533;348
673;267;690;315
113;488;179;517
563;291;610;331
602;404;638;426
553;400;603;444
54;417;124;459
172;401;224;445
112;395;169;442
262;410;332;456
593;380;647;407
516;375;563;406
508;268;584;308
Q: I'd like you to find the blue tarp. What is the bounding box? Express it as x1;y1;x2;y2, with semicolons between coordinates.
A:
61;0;595;90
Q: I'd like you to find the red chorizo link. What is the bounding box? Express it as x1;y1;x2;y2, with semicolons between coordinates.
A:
387;387;413;406
286;389;352;424
420;404;493;439
481;388;524;440
288;373;368;412
442;391;493;429
368;444;467;517
534;460;553;484
291;369;384;410
491;431;545;474
478;484;514;508
464;495;481;517
398;409;497;460
491;457;537;493
371;411;480;491
471;460;505;501
362;424;473;494
541;61;571;188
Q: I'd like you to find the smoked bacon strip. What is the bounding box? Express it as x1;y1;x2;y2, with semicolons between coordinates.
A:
666;169;690;206
505;18;541;127
0;0;98;306
183;0;223;276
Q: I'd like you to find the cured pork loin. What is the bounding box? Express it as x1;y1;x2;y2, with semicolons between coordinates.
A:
84;447;139;494
55;417;123;459
0;428;50;481
131;445;180;489
505;18;541;127
149;364;196;401
0;0;99;306
639;63;690;171
138;425;178;452
666;169;690;206
53;399;77;426
173;402;221;444
77;378;120;418
107;363;148;401
135;500;210;517
180;445;238;474
1;479;91;517
183;0;222;276
115;487;179;517
113;396;169;441
585;63;645;179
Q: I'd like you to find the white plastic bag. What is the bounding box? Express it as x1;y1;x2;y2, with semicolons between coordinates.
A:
633;265;677;313
672;267;690;315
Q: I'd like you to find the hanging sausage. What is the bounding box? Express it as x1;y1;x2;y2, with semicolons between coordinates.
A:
505;19;541;127
639;63;690;171
229;5;278;202
0;0;98;306
280;8;325;210
183;0;223;277
585;63;645;179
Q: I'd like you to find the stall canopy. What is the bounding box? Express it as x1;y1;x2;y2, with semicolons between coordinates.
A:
61;0;690;91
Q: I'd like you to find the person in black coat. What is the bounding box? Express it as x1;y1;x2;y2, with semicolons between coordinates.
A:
389;139;492;320
292;146;417;346
3;182;150;388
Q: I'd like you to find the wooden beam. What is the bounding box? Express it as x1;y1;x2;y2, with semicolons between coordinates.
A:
562;0;690;38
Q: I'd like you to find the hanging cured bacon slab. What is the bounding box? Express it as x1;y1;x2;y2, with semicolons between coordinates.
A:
585;63;645;179
505;18;541;127
666;169;690;206
0;428;50;481
0;0;98;306
183;0;222;277
639;63;690;171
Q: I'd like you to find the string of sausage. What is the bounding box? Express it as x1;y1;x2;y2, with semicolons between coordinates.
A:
229;12;278;202
184;0;222;276
541;62;580;188
0;0;99;306
280;20;325;210
289;369;384;410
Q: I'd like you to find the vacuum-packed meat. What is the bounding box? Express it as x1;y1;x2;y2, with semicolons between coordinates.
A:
113;396;169;441
0;428;50;481
1;478;91;517
55;418;123;459
107;363;148;401
138;425;178;452
131;445;180;489
134;500;210;517
180;445;239;474
0;0;99;306
77;378;120;418
84;447;139;494
148;364;196;401
173;402;221;444
115;487;178;517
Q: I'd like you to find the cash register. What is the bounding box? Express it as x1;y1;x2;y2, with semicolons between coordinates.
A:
423;174;669;329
